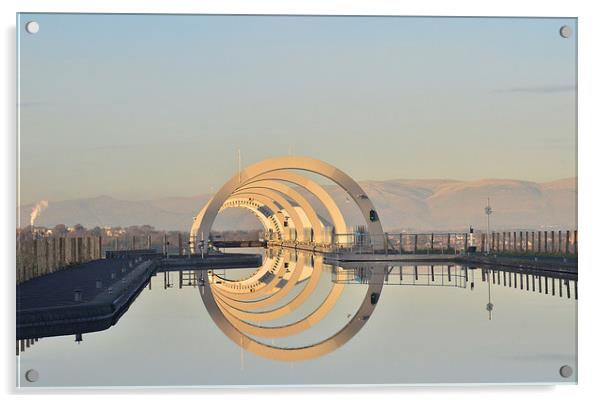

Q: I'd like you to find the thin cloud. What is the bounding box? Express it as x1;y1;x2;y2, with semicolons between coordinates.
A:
495;84;576;94
84;140;200;152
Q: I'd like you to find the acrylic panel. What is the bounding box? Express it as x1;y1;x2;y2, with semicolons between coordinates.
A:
16;14;577;388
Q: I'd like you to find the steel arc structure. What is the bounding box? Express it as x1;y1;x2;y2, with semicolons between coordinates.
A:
219;198;284;241
189;155;384;251
199;255;386;362
189;156;386;362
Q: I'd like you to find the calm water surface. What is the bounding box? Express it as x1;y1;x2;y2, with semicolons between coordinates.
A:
17;248;577;387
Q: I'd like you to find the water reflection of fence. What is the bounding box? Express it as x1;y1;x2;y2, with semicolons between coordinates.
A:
484;268;577;300
149;271;199;290
16;337;38;356
332;230;577;256
16;236;103;284
331;265;577;300
333;265;468;288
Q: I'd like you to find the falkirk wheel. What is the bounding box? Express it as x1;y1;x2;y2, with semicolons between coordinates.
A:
190;156;385;361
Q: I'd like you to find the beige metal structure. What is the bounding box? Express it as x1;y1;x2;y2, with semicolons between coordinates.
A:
220;198;284;240
233;181;325;242
190;155;384;251
199;259;385;362
191;156;385;362
237;171;348;235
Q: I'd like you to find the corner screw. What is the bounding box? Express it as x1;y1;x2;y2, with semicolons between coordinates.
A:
25;369;39;382
559;25;572;38
559;365;573;378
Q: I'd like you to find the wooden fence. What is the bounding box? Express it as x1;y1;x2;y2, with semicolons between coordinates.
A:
16;236;103;284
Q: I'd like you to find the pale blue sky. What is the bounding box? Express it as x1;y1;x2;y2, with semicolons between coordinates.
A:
18;14;576;205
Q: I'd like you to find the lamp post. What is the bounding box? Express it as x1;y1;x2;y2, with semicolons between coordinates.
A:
486;269;494;320
484;198;493;254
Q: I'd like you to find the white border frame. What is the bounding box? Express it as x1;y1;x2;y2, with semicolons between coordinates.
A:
3;1;600;402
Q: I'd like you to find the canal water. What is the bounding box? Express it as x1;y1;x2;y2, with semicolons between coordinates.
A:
17;248;577;387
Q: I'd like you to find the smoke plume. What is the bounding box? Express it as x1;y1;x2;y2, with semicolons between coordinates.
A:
30;200;49;226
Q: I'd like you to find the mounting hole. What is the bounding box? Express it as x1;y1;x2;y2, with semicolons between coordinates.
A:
25;369;39;382
559;25;572;38
25;21;40;34
559;365;573;378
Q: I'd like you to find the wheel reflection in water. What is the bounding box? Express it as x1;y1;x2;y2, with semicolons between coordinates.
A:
199;252;385;362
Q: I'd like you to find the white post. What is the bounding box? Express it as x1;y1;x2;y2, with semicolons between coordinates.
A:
485;198;493;254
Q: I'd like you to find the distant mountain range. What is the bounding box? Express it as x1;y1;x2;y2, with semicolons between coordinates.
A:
19;178;576;232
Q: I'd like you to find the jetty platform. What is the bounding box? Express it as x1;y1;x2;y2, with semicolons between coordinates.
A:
16;251;262;340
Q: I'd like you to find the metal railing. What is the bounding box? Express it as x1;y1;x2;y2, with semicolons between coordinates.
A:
329;230;578;256
331;232;470;255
